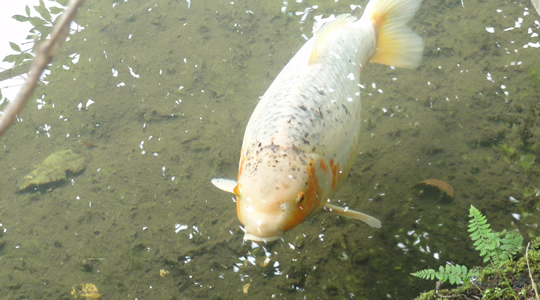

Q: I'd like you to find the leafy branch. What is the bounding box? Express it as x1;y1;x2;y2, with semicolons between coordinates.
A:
0;0;86;139
3;0;69;66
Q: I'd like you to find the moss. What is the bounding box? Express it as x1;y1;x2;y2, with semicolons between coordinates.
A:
17;149;86;192
518;153;537;170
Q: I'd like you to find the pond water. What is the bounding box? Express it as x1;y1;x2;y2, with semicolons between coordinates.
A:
0;0;538;299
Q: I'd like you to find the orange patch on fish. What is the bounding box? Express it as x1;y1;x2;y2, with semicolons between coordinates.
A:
329;159;343;189
237;154;246;178
319;158;329;173
235;183;243;223
283;159;322;231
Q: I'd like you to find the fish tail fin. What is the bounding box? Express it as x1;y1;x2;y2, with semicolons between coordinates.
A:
363;0;424;69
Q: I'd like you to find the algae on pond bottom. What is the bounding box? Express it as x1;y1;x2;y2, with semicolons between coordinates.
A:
17;149;86;192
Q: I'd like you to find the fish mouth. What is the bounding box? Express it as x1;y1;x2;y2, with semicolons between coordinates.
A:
244;232;281;243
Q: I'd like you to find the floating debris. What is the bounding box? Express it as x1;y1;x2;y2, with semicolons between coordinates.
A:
71;283;101;299
416;179;454;199
17;149;86;192
293;234;305;248
243;283;250;294
159;269;170;277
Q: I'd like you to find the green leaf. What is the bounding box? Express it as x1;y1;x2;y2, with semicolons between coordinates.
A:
12;14;29;22
49;6;65;15
9;42;22;52
29;16;47;27
14;53;34;66
2;54;19;63
25;5;31;16
55;0;69;6
34;0;52;23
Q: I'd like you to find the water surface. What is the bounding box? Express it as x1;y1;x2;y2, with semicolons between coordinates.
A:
0;0;538;298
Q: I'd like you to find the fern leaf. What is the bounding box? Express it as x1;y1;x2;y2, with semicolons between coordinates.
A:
497;231;523;265
411;269;437;280
412;205;522;285
468;206;500;263
411;264;478;284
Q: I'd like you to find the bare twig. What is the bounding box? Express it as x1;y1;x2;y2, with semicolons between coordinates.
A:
526;242;540;300
0;0;86;139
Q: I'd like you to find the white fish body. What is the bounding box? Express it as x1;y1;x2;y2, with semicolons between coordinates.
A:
213;0;424;242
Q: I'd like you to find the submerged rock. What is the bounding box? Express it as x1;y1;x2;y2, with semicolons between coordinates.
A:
17;149;86;192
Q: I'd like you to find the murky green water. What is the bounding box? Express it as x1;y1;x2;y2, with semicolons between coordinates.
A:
0;0;538;299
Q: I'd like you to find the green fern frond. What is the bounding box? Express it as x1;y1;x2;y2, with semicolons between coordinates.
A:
411;205;523;286
499;231;523;263
468;206;492;243
411;264;478;285
468;205;522;266
411;269;438;281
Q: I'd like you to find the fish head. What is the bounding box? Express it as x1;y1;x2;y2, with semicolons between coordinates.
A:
235;153;322;243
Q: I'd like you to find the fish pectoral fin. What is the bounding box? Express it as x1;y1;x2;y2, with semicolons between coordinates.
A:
324;203;382;228
211;178;237;194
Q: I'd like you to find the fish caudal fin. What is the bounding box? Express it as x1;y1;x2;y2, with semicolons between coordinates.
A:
324;203;382;228
364;0;424;69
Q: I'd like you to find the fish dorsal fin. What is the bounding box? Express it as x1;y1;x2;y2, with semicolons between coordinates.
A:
309;14;357;65
211;178;237;194
324;203;382;228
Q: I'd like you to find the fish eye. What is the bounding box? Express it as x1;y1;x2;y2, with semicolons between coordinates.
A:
295;192;305;205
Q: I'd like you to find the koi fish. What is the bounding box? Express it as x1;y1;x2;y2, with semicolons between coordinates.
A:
212;0;424;243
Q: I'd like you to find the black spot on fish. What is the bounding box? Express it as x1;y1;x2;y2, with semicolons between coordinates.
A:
299;105;307;111
342;104;350;116
316;107;324;119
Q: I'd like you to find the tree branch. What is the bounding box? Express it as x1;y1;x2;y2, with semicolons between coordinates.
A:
0;0;86;139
